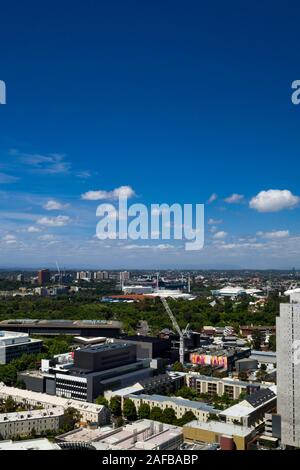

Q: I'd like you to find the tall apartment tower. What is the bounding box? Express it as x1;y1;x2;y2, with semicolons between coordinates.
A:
277;291;300;448
38;269;50;285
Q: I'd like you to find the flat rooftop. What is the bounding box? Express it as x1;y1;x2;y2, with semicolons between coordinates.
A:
77;342;133;353
184;420;254;437
57;420;182;450
129;394;219;413
0;438;61;450
0;319;122;328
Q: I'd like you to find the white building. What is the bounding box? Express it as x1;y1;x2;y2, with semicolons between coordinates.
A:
0;438;61;450
57;419;183;450
277;290;300;447
0;383;110;426
0;407;64;440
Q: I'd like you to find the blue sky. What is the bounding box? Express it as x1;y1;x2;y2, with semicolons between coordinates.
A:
1;0;300;269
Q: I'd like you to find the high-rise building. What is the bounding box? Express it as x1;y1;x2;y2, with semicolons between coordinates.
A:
120;271;130;282
38;269;50;285
277;291;300;447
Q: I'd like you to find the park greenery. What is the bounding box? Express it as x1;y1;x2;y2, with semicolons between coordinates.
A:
0;292;281;337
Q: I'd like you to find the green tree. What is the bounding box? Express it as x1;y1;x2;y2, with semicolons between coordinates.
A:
123;399;137;421
175;386;198;400
172;361;184;372
138;403;151;419
149;406;163;421
161;408;176;424
110;396;122;416
3;396;16;413
95;396;108;407
177;411;196;426
238;370;248;381
268;335;276;352
252;330;263;350
62;407;81;431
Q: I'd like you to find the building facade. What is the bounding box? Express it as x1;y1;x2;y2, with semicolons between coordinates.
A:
0;407;64;440
0;331;43;364
277;300;300;447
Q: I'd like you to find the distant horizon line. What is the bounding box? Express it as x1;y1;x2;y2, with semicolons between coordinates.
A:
0;266;299;272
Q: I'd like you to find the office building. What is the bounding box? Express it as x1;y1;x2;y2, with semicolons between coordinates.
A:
38;269;50;285
277;295;300;447
20;343;154;402
112;335;171;360
0;331;43;364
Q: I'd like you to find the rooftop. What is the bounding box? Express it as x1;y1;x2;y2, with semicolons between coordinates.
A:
0;406;64;423
57;420;182;450
183;420;254;437
0;438;61;450
129;393;219;413
0;319;122;328
0;382;105;414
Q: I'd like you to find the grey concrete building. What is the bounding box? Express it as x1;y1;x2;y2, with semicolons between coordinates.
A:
277;298;300;447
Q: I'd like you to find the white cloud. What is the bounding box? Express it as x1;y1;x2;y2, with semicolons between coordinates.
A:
123;243;175;251
217;242;264;250
208;218;222;225
38;234;55;241
3;234;17;244
37;215;72;227
224;193;244;204
76;170;91;179
207;193;217;203
11;149;71;174
250;189;300;212
257;230;290;239
43;199;70;210
27;226;41;233
0;172;20;184
81;185;136;201
213;231;227;239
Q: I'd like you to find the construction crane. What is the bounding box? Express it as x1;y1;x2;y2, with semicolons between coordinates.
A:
160;296;185;365
55;260;62;286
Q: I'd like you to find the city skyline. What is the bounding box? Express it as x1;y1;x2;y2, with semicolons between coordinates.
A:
1;1;300;268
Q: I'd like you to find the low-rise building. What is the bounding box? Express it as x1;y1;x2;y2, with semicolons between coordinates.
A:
186;373;261;399
183;420;256;450
127;393;219;422
0;382;110;426
0;407;64;440
57;419;183;450
219;387;277;427
0;438;61;450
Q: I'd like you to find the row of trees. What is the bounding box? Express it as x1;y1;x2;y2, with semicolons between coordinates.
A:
95;395;196;427
0;293;280;336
